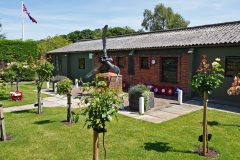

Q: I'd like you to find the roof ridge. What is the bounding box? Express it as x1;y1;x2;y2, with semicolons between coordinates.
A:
74;20;240;42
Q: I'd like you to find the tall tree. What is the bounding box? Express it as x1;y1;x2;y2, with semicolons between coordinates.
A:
67;29;97;43
66;27;141;43
142;3;190;31
0;23;6;40
37;35;71;59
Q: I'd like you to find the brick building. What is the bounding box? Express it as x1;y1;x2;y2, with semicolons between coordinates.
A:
48;21;240;106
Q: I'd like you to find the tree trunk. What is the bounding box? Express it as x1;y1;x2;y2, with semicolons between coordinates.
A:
67;93;72;123
202;91;208;156
16;79;19;91
10;82;14;92
37;88;42;114
0;105;7;141
93;130;99;160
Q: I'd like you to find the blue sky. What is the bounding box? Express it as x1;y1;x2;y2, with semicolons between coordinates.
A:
0;0;240;40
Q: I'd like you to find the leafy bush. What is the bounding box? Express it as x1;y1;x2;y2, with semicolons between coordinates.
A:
128;84;150;97
191;56;224;96
1;68;15;82
0;40;38;63
57;78;72;95
128;84;152;110
0;79;7;97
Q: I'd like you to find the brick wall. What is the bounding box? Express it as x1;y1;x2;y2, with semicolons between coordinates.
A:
93;52;190;94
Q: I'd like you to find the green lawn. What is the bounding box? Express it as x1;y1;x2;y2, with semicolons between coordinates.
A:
1;108;240;160
0;82;52;108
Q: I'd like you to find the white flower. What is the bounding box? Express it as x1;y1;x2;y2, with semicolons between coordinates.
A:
212;62;219;67
23;65;28;68
215;58;221;62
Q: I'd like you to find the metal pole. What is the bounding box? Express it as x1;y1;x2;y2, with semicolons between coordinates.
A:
21;1;24;41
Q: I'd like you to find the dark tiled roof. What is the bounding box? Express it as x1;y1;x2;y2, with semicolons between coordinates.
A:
48;21;240;54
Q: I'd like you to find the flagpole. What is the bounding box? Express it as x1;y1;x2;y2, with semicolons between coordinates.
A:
22;1;24;41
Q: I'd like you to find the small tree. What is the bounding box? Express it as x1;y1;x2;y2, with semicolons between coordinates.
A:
78;77;123;160
0;78;7;97
35;61;54;114
191;55;224;156
57;78;73;123
8;62;29;91
2;68;16;92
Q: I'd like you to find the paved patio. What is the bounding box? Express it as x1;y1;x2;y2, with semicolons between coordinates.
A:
119;96;240;123
119;96;202;123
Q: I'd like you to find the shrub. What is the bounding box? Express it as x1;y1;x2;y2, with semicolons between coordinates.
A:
57;78;73;95
128;84;152;110
0;40;38;63
0;78;7;97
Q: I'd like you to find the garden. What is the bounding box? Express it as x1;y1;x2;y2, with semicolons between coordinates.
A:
1;31;240;160
0;108;240;160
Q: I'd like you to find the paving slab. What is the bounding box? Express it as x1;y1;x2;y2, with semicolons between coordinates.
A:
3;96;80;113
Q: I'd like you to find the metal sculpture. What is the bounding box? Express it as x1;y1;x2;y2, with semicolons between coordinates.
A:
85;25;120;79
100;25;120;75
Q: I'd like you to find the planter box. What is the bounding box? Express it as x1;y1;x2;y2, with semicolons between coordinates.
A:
129;92;154;111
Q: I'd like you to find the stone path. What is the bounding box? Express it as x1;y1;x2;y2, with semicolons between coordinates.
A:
3;87;240;123
3;94;80;113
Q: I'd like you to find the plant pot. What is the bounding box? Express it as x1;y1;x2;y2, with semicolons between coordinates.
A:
129;92;154;111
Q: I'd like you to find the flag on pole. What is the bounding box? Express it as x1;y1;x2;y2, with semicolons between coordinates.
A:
22;3;37;23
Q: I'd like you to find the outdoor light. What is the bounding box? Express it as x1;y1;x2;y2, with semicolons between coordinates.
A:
129;50;134;55
89;53;93;59
188;48;194;54
151;59;156;64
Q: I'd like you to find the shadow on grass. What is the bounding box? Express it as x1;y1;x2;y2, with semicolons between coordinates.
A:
207;121;240;127
11;110;36;114
33;120;54;125
0;96;10;101
144;141;193;154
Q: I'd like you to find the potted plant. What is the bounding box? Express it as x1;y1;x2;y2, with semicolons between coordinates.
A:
128;84;154;111
191;55;224;156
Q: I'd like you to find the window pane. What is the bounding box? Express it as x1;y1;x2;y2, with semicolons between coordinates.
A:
56;56;62;72
162;57;178;83
225;57;240;77
140;57;149;69
79;58;85;69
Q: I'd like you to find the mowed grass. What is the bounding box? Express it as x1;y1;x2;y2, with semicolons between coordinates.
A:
0;82;51;108
0;108;240;160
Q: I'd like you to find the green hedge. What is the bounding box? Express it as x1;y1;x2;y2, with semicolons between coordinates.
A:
0;40;38;62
